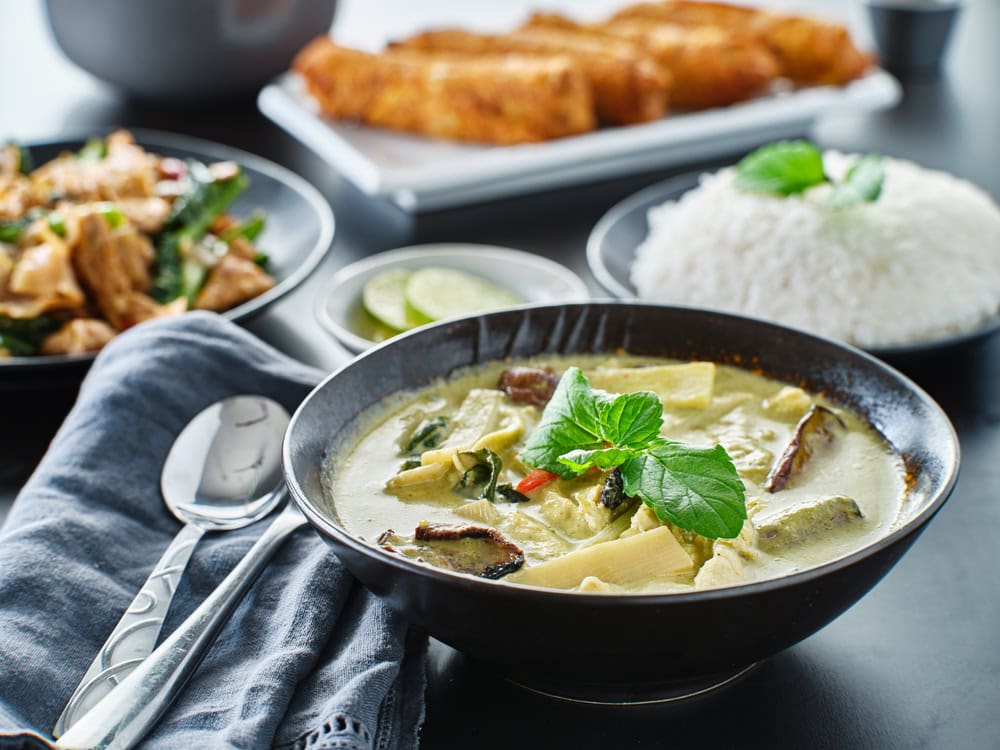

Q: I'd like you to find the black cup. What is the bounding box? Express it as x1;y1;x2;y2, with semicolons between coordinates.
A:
863;0;963;77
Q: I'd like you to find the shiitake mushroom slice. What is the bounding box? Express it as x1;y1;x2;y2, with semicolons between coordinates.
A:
378;522;525;579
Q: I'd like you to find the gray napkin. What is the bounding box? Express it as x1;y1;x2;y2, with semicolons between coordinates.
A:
0;312;427;749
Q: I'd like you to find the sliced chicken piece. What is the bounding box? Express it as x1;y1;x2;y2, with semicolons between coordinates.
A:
118;293;186;328
7;240;85;312
209;214;240;235
0;249;14;290
194;253;274;312
0;174;43;221
225;236;257;261
115;197;171;234
113;230;154;291
72;213;134;328
39;318;116;355
32;130;158;202
72;212;171;328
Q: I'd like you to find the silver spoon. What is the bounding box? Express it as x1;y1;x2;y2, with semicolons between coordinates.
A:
52;395;290;737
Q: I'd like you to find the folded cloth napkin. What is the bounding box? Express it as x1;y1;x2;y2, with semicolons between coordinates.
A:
0;312;427;750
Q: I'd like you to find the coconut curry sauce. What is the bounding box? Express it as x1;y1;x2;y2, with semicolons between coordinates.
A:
324;357;906;593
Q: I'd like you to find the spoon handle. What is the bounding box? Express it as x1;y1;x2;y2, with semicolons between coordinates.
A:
53;523;205;737
55;501;307;750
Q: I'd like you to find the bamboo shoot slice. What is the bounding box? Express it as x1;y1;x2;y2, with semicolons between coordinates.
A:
470;410;524;454
586;362;715;408
511;526;693;589
455;498;502;525
420;389;505;466
386;461;450;490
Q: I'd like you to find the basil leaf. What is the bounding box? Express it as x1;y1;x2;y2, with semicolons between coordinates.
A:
404;416;448;454
558;447;640;474
597;390;663;448
519;366;746;539
620;438;746;539
828;154;884;210
495;483;531;503
735;140;828;196
456;448;503;502
520;367;606;477
521;367;664;477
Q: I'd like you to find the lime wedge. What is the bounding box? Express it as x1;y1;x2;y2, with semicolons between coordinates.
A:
405;268;522;324
362;268;422;332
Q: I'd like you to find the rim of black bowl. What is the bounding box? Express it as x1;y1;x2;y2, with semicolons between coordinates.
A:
284;301;960;605
2;127;335;372
586;170;1000;359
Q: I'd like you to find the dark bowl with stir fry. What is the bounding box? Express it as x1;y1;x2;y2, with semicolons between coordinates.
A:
284;302;958;701
0;129;333;371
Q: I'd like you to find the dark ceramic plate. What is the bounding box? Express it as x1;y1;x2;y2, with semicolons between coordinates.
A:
587;172;1000;359
284;302;959;703
3;128;334;372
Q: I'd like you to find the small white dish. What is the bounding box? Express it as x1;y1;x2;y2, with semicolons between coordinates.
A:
316;244;590;353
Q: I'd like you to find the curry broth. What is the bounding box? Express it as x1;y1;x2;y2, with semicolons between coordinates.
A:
323;355;906;593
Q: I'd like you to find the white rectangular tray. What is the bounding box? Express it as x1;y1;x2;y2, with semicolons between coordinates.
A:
258;69;900;212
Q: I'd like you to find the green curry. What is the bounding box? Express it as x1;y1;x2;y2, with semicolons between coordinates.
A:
324;356;905;593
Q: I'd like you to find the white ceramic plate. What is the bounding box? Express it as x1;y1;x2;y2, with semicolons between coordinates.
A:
258;69;900;212
315;244;590;353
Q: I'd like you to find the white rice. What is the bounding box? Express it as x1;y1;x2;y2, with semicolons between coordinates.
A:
630;153;1000;348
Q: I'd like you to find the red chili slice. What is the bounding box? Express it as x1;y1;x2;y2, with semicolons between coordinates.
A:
515;468;558;494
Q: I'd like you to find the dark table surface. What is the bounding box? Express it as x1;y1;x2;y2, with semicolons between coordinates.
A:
2;1;999;747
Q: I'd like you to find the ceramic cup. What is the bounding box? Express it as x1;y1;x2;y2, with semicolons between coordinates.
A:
861;0;963;76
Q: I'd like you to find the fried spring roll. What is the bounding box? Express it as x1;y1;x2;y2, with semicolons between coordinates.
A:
292;38;596;145
525;12;779;109
613;1;758;29
612;1;872;86
391;28;671;125
758;13;872;86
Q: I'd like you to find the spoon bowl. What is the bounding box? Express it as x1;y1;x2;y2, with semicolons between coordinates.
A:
161;396;288;529
53;395;290;736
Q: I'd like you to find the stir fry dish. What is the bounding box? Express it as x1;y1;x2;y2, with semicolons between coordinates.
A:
293;0;872;144
327;356;905;593
0;130;274;358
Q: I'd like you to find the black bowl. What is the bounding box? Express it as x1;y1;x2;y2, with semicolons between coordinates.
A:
283;303;958;701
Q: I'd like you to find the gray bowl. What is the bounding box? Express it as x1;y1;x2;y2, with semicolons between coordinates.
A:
45;0;336;101
284;302;959;702
3;129;334;374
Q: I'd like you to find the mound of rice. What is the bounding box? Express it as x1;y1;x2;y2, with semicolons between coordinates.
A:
630;153;1000;348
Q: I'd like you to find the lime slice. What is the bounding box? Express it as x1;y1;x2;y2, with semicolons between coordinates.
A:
362;268;422;332
405;267;522;323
